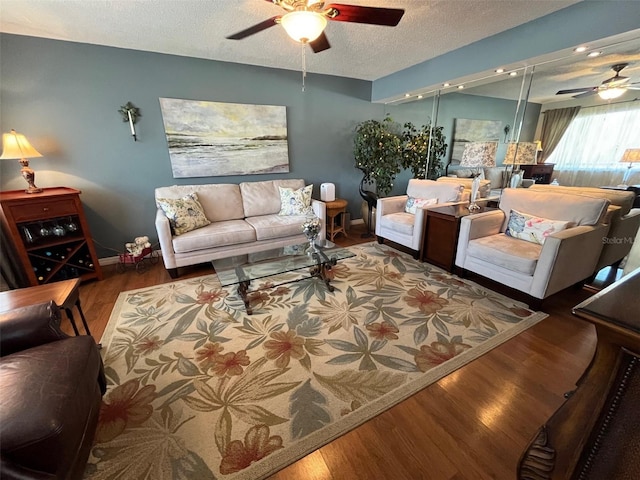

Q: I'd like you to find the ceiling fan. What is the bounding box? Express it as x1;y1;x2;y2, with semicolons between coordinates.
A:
556;63;640;100
226;0;405;53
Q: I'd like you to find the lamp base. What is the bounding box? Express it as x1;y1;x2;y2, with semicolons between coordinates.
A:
24;185;43;194
20;161;42;194
468;202;482;212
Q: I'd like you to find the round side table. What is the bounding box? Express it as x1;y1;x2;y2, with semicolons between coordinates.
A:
325;198;349;241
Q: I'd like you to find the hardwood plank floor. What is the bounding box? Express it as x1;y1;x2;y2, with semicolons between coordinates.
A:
75;223;600;480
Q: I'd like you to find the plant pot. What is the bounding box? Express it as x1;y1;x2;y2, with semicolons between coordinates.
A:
361;200;376;231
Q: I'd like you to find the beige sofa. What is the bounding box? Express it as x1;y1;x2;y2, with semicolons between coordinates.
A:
529;185;640;272
155;179;326;278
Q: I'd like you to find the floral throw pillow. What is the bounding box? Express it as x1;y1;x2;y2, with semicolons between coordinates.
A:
404;196;438;214
505;209;569;245
278;184;314;216
156;192;211;236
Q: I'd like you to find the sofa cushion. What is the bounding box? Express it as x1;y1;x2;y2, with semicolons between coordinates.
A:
278;184;314;216
155;184;245;222
246;214;307;241
498;189;609;231
467;233;542;275
407;179;463;203
380;212;415;236
505;209;569;245
240;179;305;217
156;192;211;235
172;220;256;253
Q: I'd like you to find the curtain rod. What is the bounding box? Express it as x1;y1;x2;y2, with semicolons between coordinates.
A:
543;97;639;112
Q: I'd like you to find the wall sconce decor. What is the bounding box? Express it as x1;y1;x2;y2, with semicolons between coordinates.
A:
0;129;44;194
118;102;141;141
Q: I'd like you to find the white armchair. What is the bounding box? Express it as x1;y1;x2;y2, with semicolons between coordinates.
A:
455;189;611;303
375;179;465;257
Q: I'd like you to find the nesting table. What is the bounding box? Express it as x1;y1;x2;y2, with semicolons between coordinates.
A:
325;198;349;241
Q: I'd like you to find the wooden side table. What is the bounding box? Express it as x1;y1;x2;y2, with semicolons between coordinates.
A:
325;198;348;241
0;278;91;336
421;204;495;272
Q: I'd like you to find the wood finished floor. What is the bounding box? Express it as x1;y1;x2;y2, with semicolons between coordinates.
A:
75;223;602;480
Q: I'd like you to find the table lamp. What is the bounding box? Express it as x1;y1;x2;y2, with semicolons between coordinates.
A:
0;129;43;194
460;142;497;211
619;148;640;186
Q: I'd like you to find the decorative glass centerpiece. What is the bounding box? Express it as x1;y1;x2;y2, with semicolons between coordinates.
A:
302;216;321;255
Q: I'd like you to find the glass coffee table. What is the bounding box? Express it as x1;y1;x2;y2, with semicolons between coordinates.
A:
212;242;355;314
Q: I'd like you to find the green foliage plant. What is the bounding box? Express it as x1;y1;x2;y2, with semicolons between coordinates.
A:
401;122;448;180
353;115;403;197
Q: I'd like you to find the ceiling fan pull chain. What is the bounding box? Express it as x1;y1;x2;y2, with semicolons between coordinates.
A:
301;43;307;92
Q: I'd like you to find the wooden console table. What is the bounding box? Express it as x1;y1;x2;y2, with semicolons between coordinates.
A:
517;268;640;479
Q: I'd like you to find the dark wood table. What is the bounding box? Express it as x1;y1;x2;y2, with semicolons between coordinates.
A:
518;268;640;479
0;278;91;336
420;204;496;272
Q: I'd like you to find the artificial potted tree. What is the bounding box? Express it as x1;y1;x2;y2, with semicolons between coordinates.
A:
401;122;448;180
353;115;403;236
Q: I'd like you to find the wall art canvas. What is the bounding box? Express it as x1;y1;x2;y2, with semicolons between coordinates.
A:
159;98;289;178
449;118;502;166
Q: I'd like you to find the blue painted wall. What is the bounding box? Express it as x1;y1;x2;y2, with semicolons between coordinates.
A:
0;34;535;259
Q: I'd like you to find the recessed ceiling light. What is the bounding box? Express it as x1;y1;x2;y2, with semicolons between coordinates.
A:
457;85;464;89
404;93;410;97
495;68;504;73
574;46;588;52
509;71;518;76
417;95;423;99
587;51;602;57
443;83;450;87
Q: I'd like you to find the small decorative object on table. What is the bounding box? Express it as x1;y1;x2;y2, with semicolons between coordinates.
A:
117;235;158;273
302;216;321;255
468;175;482;212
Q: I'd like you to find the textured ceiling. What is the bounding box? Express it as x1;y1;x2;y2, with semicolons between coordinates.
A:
2;0;639;105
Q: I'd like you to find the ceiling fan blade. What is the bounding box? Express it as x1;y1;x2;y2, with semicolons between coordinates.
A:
603;76;630;86
326;4;405;26
226;16;280;40
310;32;331;53
556;87;596;95
572;89;599;99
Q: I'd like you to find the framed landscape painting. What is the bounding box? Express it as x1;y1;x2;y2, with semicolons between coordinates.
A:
449;118;502;167
159;98;289;178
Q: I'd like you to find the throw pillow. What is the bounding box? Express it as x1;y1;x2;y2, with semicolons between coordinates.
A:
404;196;438;214
278;184;314;216
505;209;569;245
156;192;211;236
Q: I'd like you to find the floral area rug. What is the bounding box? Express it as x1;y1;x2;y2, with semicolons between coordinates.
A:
87;242;547;480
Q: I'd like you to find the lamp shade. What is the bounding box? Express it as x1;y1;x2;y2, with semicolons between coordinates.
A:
503;142;537;165
598;87;626;100
620;148;640;164
0;129;42;160
459;142;497;168
281;11;327;43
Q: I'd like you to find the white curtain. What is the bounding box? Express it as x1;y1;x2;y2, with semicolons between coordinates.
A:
547;101;640;187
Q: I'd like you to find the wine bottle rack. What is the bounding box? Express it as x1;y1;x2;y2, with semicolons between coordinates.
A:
0;187;103;286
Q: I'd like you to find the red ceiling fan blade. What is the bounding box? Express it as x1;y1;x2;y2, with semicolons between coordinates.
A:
326;4;405;26
226;16;281;40
310;32;331;53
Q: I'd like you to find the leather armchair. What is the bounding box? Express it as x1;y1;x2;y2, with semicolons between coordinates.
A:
0;301;106;480
455;189;610;303
375;179;465;257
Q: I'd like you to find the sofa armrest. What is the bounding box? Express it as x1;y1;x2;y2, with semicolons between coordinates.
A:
377;196;408;216
155;208;177;269
531;224;609;298
0;301;68;357
311;199;327;242
455;210;505;268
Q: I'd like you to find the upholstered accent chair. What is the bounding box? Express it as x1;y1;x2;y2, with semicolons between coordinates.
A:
530;184;640;272
375;179;465;258
455;189;611;303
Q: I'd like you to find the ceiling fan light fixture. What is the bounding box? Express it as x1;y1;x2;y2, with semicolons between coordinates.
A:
598;87;626;100
281;10;327;43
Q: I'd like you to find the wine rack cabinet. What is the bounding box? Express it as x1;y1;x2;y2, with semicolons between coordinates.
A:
0;187;103;286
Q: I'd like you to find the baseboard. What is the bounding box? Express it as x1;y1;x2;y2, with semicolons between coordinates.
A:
99;255;121;266
351;218;364;225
